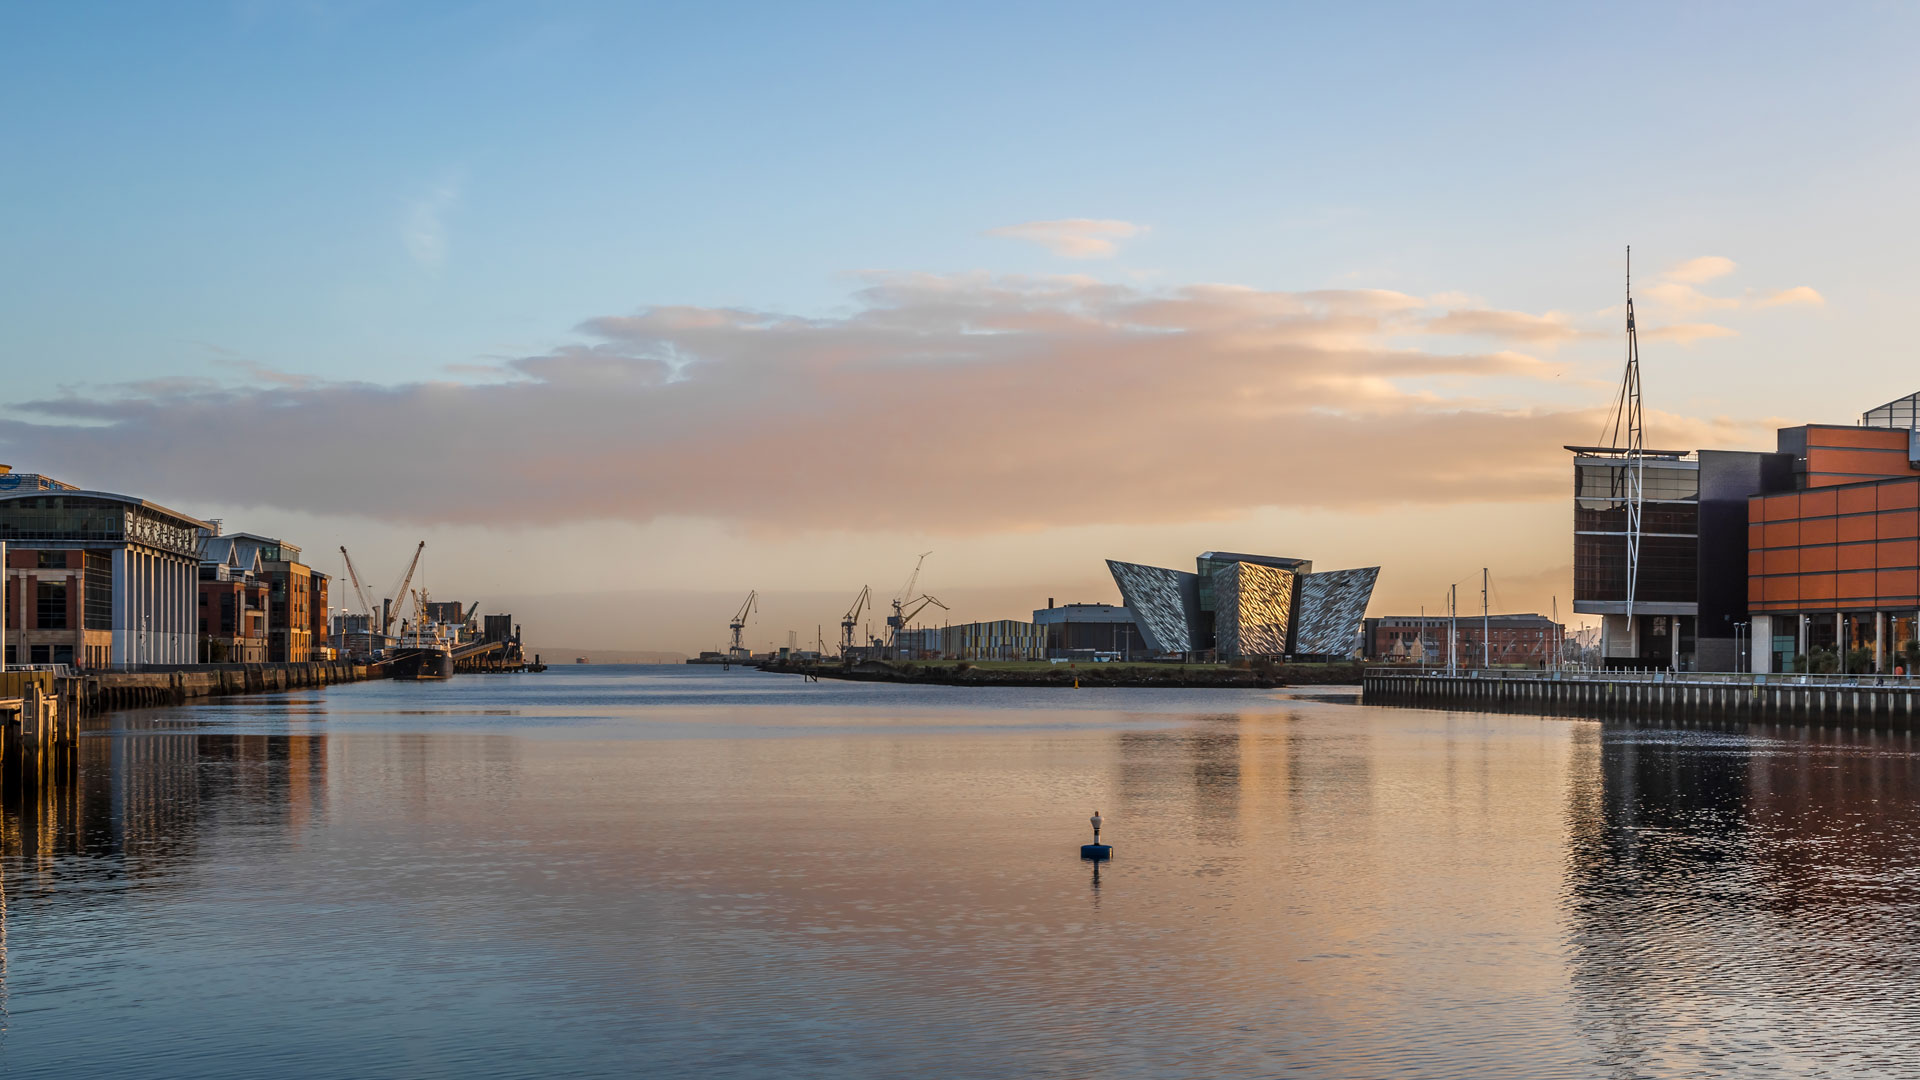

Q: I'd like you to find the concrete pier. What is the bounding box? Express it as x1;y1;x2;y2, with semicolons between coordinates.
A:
1363;668;1920;728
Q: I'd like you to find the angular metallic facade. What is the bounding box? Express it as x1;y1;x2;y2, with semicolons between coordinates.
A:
1212;560;1293;658
1106;560;1201;654
1292;566;1381;657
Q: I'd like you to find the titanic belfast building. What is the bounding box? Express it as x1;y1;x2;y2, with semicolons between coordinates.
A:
1574;391;1920;673
1105;551;1379;661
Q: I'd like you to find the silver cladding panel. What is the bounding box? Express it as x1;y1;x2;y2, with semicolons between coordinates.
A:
1292;567;1380;657
1213;561;1293;659
1105;560;1199;654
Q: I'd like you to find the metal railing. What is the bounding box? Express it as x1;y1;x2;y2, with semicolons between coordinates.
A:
1364;666;1920;689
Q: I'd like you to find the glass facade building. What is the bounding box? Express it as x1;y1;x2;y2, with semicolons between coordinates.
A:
1106;553;1378;660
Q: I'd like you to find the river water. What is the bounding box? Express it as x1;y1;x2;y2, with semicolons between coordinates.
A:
4;664;1920;1078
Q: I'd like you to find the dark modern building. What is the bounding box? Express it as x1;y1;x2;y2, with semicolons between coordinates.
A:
1573;391;1920;672
1030;601;1149;659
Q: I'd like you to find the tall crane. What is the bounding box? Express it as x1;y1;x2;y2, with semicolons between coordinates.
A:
338;546;379;624
886;553;947;658
840;585;872;655
729;591;757;658
382;541;426;638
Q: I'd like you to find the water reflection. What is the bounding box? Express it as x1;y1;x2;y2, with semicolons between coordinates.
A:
15;671;1920;1077
1566;720;1920;1073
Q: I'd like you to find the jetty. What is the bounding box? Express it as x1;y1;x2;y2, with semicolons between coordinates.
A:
1363;667;1920;727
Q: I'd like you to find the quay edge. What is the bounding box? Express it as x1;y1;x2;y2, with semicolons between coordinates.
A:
1364;668;1920;728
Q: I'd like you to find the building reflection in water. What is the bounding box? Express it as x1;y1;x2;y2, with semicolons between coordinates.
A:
1564;720;1920;1072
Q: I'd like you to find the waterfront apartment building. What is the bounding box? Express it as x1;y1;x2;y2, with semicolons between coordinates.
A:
217;532;316;663
198;536;270;663
1573;392;1920;673
0;469;208;667
309;570;331;660
1365;614;1563;667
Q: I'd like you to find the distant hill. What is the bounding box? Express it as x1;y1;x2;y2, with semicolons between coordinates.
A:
528;648;688;665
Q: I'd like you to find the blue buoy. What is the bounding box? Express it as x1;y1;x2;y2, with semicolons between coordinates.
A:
1081;809;1110;859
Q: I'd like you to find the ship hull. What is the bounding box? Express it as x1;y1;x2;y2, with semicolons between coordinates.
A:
388;647;454;680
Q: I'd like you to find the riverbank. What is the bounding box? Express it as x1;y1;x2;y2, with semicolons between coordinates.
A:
760;658;1366;688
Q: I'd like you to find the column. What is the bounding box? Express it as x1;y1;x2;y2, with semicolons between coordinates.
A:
1798;614;1809;672
111;548;129;666
1670;617;1681;671
1876;612;1886;674
1752;615;1773;674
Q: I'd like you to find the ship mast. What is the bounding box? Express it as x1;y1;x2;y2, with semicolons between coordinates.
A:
1606;247;1646;622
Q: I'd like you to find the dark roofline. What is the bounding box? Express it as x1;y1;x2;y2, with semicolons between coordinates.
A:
0;489;211;531
1563;445;1696;458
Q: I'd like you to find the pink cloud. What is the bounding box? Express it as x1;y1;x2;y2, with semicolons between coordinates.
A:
0;274;1757;532
986;219;1145;258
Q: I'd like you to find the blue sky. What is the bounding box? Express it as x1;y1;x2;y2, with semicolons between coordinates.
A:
2;2;1915;648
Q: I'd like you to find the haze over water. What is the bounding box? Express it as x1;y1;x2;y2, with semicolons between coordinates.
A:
4;666;1919;1077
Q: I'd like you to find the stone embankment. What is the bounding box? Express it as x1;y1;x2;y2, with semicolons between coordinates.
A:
65;661;380;715
761;659;1366;688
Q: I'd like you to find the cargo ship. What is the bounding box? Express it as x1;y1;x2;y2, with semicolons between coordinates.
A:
387;644;453;680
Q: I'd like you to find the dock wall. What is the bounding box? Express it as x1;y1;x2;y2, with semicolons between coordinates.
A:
1364;669;1920;728
62;661;381;716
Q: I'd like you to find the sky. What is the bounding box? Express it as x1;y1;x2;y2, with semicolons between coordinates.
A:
2;1;1916;654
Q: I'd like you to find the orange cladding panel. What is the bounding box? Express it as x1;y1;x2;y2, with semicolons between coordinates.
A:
1839;515;1878;543
1764;522;1800;547
1763;548;1798;575
1879;511;1920;539
1879;539;1920;567
1839;486;1880;515
1838;571;1876;601
1801;574;1835;602
1750;549;1766;575
1802;517;1838;544
1749;578;1765;604
1802;546;1838;572
1807;448;1916;481
1877;569;1918;600
1882;481;1920;510
1801;489;1838;517
1808;426;1911;450
1839;544;1876;571
1763;576;1798;602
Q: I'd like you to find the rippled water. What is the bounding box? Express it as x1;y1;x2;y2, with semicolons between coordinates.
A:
5;665;1920;1077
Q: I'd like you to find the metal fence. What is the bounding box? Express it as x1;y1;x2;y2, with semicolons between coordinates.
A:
1365;666;1920;689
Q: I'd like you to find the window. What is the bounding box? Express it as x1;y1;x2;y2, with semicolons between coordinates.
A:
36;549;65;569
84;551;112;630
37;582;68;629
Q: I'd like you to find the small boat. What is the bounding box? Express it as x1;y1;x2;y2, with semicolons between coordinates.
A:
575;656;589;664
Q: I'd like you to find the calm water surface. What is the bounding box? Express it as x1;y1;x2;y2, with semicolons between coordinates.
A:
5;665;1920;1077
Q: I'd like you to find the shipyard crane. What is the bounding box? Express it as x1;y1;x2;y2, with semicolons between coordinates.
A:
889;594;949;657
886;553;946;657
729;591;757;658
382;541;426;638
839;585;872;655
338;546;379;623
463;601;480;628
